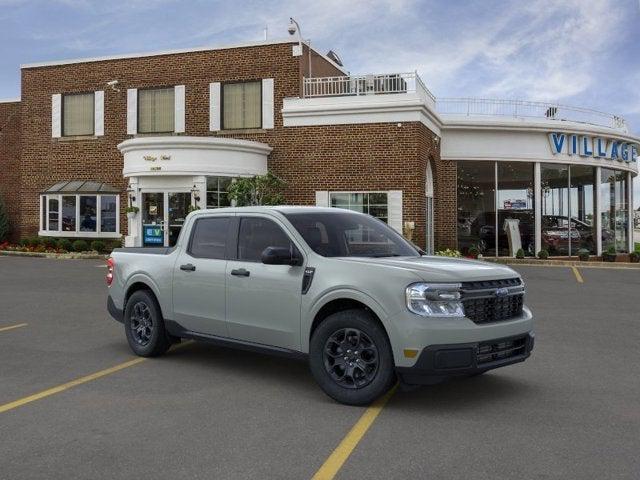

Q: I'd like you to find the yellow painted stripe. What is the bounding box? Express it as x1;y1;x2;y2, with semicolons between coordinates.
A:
572;266;584;283
311;384;398;480
0;323;28;333
0;341;192;414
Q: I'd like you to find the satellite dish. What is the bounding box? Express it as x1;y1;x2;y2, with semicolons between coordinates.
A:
326;50;344;67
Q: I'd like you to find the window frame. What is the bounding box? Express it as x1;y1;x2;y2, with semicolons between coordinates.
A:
234;215;301;264
39;193;121;238
221;80;263;131
186;216;233;260
61;91;95;137
329;191;389;223
206;176;234;209
136;86;176;134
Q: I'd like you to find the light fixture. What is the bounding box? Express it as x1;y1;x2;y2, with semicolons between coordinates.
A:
126;185;136;203
191;184;201;203
288;17;312;77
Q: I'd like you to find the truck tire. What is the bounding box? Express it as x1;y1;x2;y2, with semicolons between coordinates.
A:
124;290;171;357
309;309;396;406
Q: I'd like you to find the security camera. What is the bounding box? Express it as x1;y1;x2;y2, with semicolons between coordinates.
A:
287;23;297;35
106;80;120;92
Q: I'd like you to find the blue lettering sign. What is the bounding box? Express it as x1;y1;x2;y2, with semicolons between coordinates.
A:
579;136;593;156
570;135;579;155
610;141;619;160
595;138;607;157
620;143;629;162
143;225;164;245
632;145;638;162
548;133;565;154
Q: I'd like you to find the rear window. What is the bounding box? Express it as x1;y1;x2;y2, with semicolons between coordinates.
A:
188;217;230;259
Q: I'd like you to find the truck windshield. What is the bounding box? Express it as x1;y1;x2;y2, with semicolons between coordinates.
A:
283;211;420;258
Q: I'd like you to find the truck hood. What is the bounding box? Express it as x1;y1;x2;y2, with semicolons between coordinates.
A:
334;256;519;283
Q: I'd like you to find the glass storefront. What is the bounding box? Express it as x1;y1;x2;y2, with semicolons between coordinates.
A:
457;161;630;256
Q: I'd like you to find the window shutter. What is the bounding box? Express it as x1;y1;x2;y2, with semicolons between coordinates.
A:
209;82;221;131
51;94;61;138
315;191;329;207
94;90;104;136
262;78;274;129
127;88;137;135
174;85;185;133
388;190;403;233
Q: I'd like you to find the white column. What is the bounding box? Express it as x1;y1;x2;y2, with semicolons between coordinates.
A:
534;162;541;255
628;171;633;253
125;177;140;247
595;167;602;256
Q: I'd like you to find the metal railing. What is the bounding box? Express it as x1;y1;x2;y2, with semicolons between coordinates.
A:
436;97;627;131
303;72;436;103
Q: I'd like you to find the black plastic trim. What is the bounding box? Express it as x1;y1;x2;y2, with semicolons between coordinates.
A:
107;295;124;324
164;320;307;360
396;332;534;386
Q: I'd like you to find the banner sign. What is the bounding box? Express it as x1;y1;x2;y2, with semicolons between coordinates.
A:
548;132;638;163
143;225;164;245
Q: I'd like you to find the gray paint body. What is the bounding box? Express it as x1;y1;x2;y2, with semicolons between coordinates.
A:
108;206;533;368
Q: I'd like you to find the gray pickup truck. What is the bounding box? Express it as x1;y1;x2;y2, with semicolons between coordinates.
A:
107;206;534;405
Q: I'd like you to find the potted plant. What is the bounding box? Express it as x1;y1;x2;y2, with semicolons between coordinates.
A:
467;246;479;259
515;248;525;259
603;245;617;262
577;248;590;262
187;204;201;213
629;251;639;263
125;206;139;220
537;249;549;260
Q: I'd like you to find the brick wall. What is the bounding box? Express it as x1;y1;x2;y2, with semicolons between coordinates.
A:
0;101;21;241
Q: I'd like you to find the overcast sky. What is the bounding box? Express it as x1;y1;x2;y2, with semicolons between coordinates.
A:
1;0;639;203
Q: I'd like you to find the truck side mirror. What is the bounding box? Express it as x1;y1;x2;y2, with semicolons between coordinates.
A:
261;246;302;266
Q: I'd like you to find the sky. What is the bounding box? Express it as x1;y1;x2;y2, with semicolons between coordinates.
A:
1;0;639;202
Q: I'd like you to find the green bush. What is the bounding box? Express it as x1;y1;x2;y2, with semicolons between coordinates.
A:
72;239;89;252
90;240;106;253
606;245;616;255
515;248;525;259
537;249;549;260
468;246;479;258
57;238;73;252
577;248;590;261
18;237;29;247
435;248;462;258
40;237;57;249
27;236;42;247
629;251;640;263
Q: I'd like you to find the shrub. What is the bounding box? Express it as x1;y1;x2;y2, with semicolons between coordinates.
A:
90;240;106;253
435;248;462;258
27;236;42;248
577;248;590;261
606;245;616;255
72;239;89;252
468;246;479;259
515;248;525;259
40;237;57;249
18;237;29;247
57;238;73;252
537;249;549;260
125;206;139;214
630;251;640;263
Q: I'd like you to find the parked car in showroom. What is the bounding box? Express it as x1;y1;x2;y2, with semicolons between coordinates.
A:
106;207;534;405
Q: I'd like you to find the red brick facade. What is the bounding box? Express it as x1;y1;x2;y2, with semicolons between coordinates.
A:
0;101;21;241
5;40;456;249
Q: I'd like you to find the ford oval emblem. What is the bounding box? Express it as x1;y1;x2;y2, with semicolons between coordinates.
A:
495;287;509;297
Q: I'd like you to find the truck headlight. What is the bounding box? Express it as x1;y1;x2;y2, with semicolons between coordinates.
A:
405;283;464;317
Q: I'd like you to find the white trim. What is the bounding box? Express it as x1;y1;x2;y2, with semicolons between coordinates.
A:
39;193;120;238
388;190;403;234
127;88;137;135
209;82;221;132
174;85;186;133
20;38;347;74
628;171;634;253
534;162;541;255
0;97;20;103
262;78;274;129
595;167;602;256
315;191;329;207
94;90;104;136
51;94;61;138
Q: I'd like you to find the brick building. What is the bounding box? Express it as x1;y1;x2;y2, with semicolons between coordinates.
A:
1;38;638;256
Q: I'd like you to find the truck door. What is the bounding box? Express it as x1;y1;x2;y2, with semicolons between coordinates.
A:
172;215;232;337
225;215;304;350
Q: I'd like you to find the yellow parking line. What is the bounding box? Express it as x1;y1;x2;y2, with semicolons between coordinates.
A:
311;384;398;480
571;266;584;283
0;323;28;333
0;341;193;414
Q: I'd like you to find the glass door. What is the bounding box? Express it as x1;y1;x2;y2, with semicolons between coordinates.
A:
168;193;191;247
142;193;165;246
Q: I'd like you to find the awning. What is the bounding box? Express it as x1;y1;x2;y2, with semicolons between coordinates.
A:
42;180;121;194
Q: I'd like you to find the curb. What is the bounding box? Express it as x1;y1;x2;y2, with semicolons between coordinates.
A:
484;257;640;269
0;250;108;260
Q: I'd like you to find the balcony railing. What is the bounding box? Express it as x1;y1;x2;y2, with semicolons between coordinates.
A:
436;97;627;131
303;72;436;104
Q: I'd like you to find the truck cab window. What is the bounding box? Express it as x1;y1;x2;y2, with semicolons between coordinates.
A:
188;217;230;259
238;217;293;262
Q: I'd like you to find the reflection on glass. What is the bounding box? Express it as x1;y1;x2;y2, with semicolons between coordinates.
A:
62;196;76;232
79;196;97;232
142;193;164;225
457;161;496;256
48;197;59;231
101;195;117;233
330;192;388;223
569;166;596;254
601;168;628;253
497;163;535;256
206;176;233;208
168;192;191;247
541;165;570;255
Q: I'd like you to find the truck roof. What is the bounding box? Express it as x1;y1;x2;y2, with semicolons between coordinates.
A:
192;206;355;215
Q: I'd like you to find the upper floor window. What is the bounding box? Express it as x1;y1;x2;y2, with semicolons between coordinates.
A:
330;192;389;223
63;92;95;136
138;87;175;133
223;81;261;130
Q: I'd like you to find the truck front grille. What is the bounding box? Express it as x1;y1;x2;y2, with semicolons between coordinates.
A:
477;335;528;365
461;278;524;324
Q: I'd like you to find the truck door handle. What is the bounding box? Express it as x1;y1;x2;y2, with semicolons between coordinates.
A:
230;268;250;277
180;263;196;272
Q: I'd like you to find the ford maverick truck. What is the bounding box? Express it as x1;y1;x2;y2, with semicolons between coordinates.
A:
107;206;534;405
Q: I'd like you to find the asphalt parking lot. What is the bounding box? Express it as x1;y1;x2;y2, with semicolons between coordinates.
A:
1;257;639;479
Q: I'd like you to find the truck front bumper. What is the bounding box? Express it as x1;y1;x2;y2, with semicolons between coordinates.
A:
395;332;534;385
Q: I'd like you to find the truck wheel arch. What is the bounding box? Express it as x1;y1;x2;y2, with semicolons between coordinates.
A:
124;280;164;319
